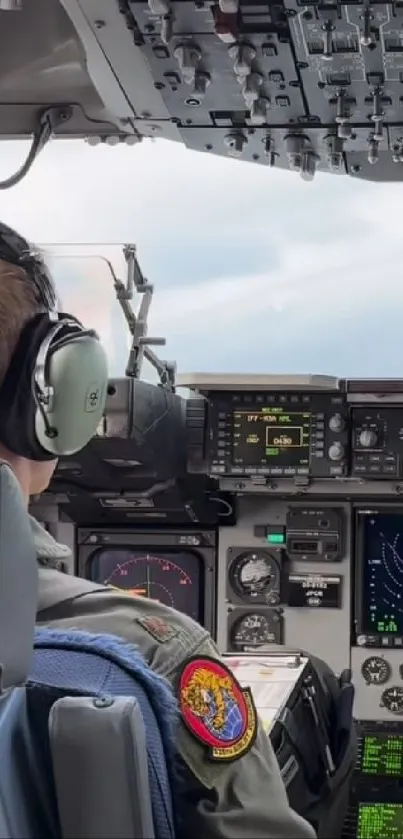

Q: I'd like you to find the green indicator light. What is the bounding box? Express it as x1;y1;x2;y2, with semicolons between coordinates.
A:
266;534;285;544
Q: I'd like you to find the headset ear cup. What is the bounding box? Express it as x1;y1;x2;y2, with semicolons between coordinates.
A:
35;335;108;457
0;313;55;460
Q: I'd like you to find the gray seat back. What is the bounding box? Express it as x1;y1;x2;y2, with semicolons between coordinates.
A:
49;695;155;839
0;462;38;839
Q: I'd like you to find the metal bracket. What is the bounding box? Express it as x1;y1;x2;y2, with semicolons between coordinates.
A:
112;244;176;390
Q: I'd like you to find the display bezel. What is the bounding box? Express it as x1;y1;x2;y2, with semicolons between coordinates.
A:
354;506;403;643
76;527;217;635
206;390;348;479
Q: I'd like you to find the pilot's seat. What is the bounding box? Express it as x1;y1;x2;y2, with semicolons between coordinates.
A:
0;461;47;837
0;461;176;839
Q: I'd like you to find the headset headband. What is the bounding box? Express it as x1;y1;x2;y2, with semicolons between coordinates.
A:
0;223;56;311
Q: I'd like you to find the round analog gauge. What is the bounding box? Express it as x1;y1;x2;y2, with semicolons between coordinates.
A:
229;611;279;651
361;656;391;685
229;551;280;604
381;686;403;715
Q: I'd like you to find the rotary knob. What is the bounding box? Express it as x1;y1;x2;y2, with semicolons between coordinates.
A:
359;428;378;448
329;413;345;433
328;442;344;461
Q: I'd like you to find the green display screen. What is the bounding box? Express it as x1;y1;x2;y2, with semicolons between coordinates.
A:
357;803;403;839
361;735;403;777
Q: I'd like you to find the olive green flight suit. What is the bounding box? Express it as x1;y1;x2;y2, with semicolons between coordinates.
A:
33;517;316;839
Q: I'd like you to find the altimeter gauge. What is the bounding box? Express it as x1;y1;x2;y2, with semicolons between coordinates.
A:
381;686;403;715
361;656;391;685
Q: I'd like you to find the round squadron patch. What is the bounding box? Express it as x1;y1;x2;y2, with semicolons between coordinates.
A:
178;656;257;762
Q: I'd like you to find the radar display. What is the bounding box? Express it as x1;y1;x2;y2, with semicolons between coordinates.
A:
360;512;403;636
89;549;202;622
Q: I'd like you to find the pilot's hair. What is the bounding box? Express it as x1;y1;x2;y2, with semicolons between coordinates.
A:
0;258;44;388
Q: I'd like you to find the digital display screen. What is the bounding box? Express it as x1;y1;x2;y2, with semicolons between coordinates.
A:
232;408;311;468
360;734;403;776
357;803;403;839
89;549;203;622
359;512;403;635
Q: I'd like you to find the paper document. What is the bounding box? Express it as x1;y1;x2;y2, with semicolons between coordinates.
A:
224;655;308;733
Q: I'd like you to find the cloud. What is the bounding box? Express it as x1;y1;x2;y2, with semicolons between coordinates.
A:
0;136;399;379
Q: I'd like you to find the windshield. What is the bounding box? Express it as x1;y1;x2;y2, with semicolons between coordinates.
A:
1;138;398;378
42;244;163;383
44;246;129;380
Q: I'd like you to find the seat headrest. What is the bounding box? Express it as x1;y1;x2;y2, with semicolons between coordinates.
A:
0;462;37;690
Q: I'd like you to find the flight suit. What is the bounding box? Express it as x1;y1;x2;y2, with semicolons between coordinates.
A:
33;518;316;839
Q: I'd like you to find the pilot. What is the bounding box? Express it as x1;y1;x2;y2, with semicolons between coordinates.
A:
0;221;316;839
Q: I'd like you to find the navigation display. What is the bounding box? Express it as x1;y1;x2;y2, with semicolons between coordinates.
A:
89;549;203;621
233;408;311;468
360;734;403;776
357;803;403;839
358;511;403;636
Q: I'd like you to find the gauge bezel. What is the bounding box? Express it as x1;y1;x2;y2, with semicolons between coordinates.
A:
381;686;403;715
227;607;283;651
226;546;282;605
76;527;217;635
361;655;391;685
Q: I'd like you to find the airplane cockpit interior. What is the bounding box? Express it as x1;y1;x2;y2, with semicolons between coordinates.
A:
1;0;403;837
14;242;401;839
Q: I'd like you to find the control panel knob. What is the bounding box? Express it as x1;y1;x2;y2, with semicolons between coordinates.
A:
329;413;345;433
359;428;378;448
328;442;344;461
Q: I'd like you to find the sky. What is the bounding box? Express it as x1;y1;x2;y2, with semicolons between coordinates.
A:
0;136;401;380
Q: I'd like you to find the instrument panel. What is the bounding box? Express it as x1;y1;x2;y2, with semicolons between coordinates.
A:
182;375;403;484
76;527;217;633
10;0;403;183
51;374;403;839
206;390;349;478
51;374;403;737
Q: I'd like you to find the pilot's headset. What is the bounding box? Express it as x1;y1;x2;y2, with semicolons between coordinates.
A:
0;223;109;460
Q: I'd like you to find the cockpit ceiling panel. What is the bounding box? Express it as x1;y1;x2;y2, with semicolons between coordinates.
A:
1;0;403;179
0;0;112;135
